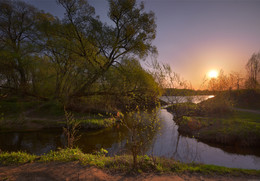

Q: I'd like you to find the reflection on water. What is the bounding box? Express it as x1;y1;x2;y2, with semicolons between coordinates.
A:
0;96;260;169
0;127;129;156
150;109;260;169
160;95;214;104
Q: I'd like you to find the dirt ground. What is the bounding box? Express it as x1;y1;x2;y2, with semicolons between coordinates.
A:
0;162;259;181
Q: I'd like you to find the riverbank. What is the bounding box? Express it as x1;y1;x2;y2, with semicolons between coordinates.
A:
166;104;260;147
0;99;116;132
165;90;260;147
177;110;260;147
0;148;259;180
0;116;116;132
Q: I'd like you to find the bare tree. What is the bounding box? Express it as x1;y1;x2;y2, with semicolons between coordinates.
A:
147;59;193;121
229;71;243;90
245;52;260;89
0;0;40;91
207;70;230;91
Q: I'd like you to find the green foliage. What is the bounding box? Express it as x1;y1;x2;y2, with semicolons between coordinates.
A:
0;151;37;165
167;103;200;121
122;106;161;168
0;0;159;109
0;0;42;93
179;163;260;175
101;58;161;109
40;148;83;162
94;148;108;157
29;57;56;98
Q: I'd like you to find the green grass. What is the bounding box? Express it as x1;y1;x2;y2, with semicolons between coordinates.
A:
76;118;116;129
202;111;260;137
0;148;259;176
232;111;260;123
181;111;260;146
0;151;37;165
0;99;116;131
175;163;260;175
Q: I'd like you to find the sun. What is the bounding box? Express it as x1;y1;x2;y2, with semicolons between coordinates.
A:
208;70;218;79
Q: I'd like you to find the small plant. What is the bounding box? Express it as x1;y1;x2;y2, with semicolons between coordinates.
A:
122;105;160;169
143;155;151;162
63;107;81;148
95;148;108;157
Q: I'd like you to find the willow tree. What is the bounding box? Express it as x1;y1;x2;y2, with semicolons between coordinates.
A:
53;0;157;101
97;58;161;110
0;0;158;106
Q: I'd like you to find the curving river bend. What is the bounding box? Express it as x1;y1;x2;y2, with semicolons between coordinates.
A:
0;96;260;169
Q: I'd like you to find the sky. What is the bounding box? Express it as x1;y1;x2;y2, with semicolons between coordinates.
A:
23;0;260;89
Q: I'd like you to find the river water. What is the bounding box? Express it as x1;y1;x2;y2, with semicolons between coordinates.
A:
0;96;260;169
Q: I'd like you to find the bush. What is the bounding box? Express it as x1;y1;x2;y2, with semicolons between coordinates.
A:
198;94;233;116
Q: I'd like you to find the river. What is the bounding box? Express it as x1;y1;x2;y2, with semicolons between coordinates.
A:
0;95;260;169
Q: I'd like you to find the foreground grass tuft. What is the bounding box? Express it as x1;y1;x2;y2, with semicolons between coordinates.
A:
0;151;37;165
40;148;84;162
0;148;260;176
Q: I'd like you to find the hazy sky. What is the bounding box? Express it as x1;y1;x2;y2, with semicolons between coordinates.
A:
23;0;260;89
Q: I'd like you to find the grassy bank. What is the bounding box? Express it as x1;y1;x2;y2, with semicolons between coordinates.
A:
0;148;259;176
0;99;116;132
178;111;260;146
166;91;260;147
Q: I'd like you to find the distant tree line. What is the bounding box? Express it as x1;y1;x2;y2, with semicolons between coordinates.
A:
206;52;260;91
0;0;160;110
162;51;260;96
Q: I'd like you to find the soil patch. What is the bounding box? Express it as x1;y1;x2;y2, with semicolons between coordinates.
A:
0;162;259;181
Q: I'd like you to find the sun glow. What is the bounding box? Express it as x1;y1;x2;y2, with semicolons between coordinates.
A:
208;70;218;79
